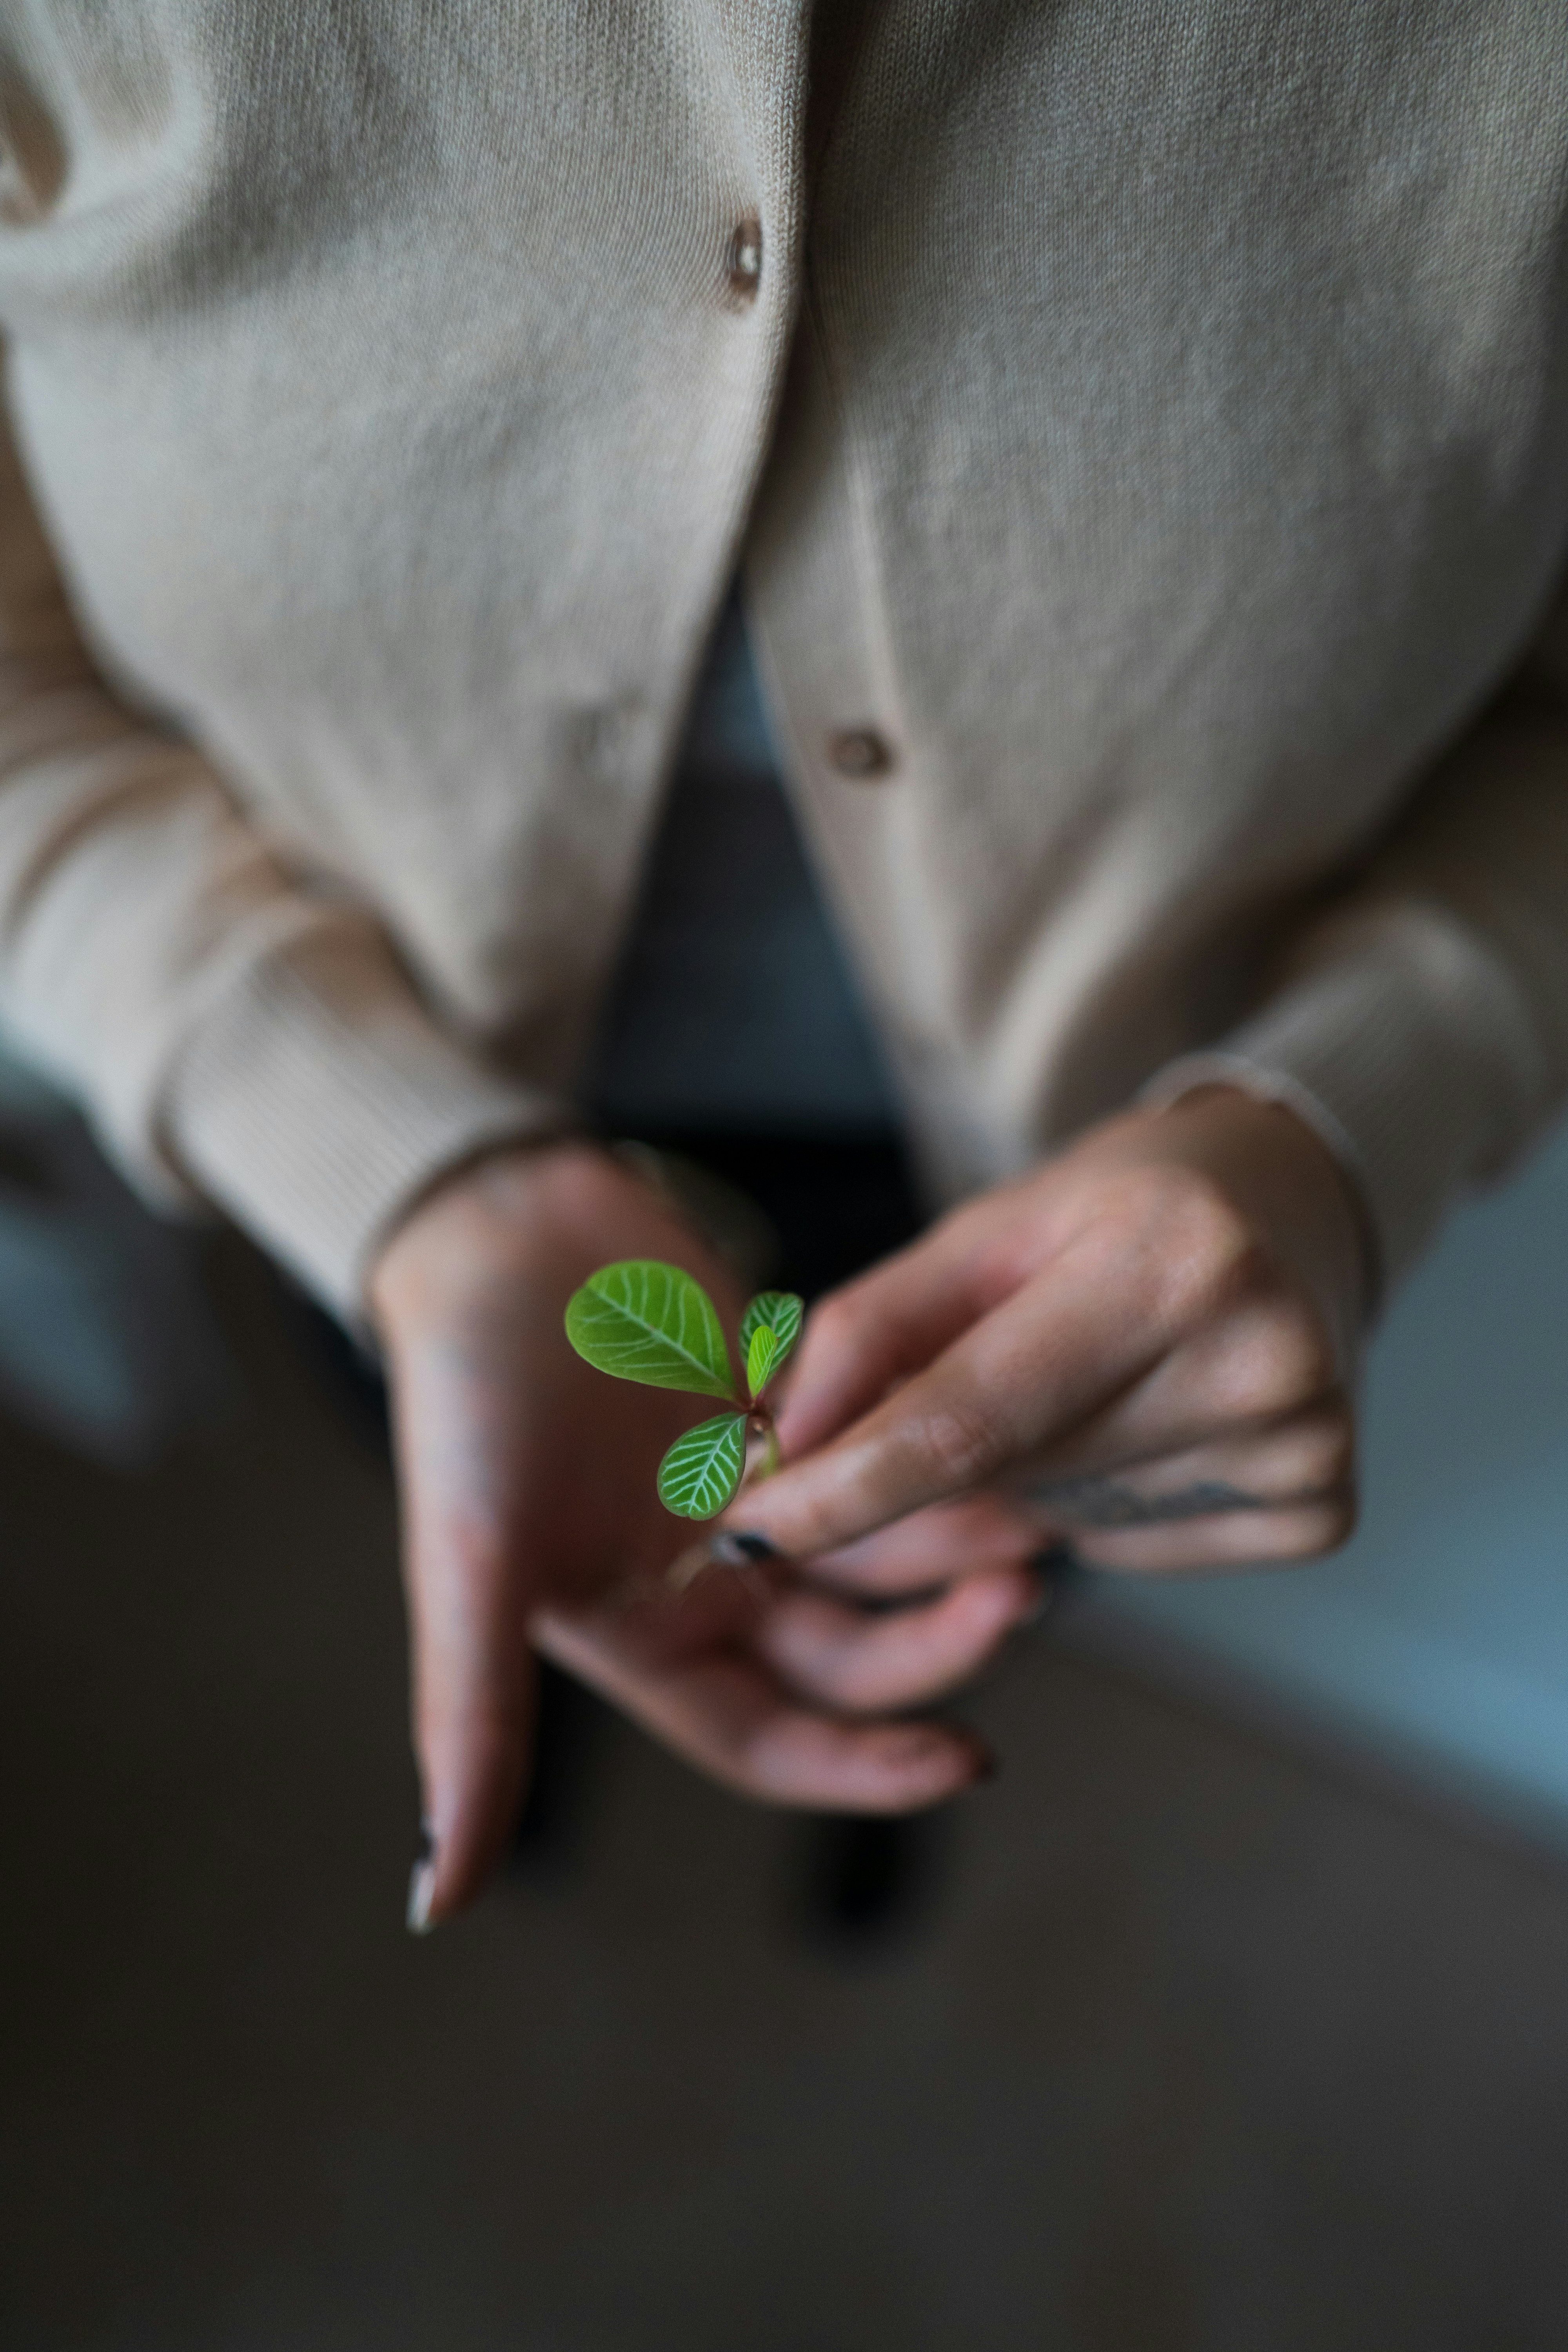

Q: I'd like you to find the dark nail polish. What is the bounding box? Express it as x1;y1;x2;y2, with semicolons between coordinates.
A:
709;1530;779;1567
407;1820;437;1935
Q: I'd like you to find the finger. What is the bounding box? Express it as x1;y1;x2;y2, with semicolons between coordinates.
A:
736;1238;1165;1561
797;1491;1044;1598
1065;1490;1356;1575
751;1563;1040;1714
1014;1399;1356;1531
775;1205;1020;1458
871;1292;1343;1516
746;1258;1346;1566
387;1365;540;1929
533;1594;991;1811
1022;1289;1341;1474
402;1510;539;1926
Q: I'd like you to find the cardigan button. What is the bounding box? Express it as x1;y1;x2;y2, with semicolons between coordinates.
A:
726;216;763;301
827;725;895;779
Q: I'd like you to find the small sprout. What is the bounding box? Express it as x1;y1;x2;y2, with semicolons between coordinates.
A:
746;1323;780;1401
739;1290;803;1370
564;1260;804;1521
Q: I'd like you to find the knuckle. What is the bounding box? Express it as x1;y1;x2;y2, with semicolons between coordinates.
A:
1235;1306;1337;1417
730;1717;793;1799
1274;1492;1358;1560
1318;1488;1359;1549
1132;1172;1267;1330
914;1398;1008;1491
1292;1404;1356;1494
809;1288;871;1361
803;1294;847;1357
826;1659;892;1715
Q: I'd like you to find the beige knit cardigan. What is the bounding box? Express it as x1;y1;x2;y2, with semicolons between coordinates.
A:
0;1;1566;1317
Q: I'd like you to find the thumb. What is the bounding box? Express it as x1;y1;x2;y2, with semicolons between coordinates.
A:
389;1369;541;1931
404;1521;539;1932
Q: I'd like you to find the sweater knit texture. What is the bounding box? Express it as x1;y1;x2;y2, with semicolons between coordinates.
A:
0;2;1566;1314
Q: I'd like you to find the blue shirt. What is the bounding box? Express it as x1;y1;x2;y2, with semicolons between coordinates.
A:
582;590;898;1137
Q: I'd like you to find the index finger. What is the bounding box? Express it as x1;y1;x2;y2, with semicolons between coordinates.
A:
533;1588;990;1810
774;1209;1014;1458
728;1241;1165;1560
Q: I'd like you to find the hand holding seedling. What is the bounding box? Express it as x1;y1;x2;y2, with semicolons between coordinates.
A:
368;1142;1037;1926
724;1091;1367;1579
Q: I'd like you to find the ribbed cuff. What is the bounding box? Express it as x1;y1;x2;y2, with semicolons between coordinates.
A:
1141;902;1556;1303
163;923;574;1322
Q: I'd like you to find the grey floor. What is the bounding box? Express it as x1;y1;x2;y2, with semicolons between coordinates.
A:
6;1234;1568;2349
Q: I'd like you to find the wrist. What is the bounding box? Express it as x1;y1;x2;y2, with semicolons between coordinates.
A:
1144;1083;1374;1338
366;1134;612;1333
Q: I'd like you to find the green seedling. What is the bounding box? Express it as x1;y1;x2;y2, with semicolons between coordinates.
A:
564;1261;803;1520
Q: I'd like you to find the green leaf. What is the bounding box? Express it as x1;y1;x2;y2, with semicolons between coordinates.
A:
738;1292;803;1390
564;1261;737;1399
657;1412;748;1519
746;1323;780;1401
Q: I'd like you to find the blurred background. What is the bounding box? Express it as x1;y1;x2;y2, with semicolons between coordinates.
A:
5;1042;1568;2351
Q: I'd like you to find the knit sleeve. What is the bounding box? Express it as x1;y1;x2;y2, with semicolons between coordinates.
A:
0;381;569;1320
1145;578;1568;1308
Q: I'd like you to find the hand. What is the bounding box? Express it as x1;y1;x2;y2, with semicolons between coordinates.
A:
723;1090;1368;1574
367;1142;1040;1927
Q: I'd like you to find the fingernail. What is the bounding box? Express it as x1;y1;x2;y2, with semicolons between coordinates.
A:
407;1821;437;1936
709;1530;779;1567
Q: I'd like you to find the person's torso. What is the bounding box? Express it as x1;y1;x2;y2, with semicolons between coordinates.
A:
4;0;1566;1191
